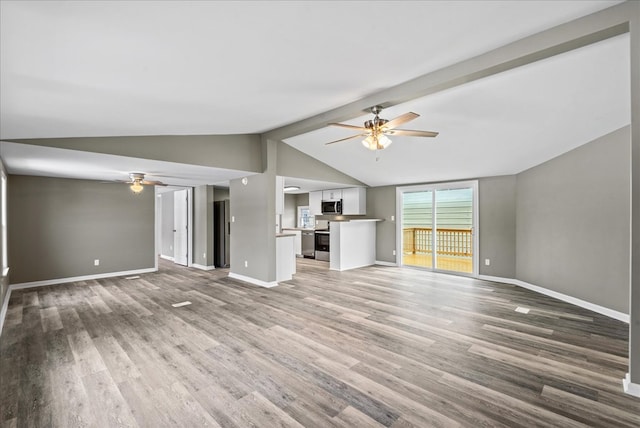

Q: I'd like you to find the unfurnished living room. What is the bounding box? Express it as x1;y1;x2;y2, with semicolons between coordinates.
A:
0;1;639;427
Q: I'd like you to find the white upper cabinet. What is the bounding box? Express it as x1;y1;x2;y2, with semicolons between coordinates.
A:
342;187;366;215
309;191;322;216
322;189;342;201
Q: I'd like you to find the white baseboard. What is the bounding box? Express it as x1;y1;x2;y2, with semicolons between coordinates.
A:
228;272;278;288
623;373;640;397
330;262;375;272
375;260;398;267
9;267;158;290
0;267;157;337
478;275;629;323
160;255;175;262
0;285;10;337
191;263;215;271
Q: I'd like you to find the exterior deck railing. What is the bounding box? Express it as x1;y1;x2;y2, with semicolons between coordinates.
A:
403;227;472;257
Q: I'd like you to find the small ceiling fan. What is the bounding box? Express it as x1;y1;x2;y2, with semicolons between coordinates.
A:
117;172;168;194
326;105;438;150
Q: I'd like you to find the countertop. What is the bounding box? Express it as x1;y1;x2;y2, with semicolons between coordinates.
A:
276;233;296;238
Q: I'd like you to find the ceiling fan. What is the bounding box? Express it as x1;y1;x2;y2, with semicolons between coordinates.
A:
326;105;438;150
118;172;168;194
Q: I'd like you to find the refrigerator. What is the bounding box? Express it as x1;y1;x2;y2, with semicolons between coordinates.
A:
214;200;230;268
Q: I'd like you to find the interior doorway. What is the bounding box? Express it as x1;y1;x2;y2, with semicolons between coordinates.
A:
397;181;478;275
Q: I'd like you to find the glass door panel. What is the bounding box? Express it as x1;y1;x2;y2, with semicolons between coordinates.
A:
434;188;473;273
402;190;433;268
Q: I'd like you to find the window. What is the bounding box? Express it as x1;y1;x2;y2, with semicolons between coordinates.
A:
298;206;313;228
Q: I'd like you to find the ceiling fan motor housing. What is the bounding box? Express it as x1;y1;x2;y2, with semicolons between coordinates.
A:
365;118;388;129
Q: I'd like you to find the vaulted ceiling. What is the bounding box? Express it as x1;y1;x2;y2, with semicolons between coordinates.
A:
0;1;630;189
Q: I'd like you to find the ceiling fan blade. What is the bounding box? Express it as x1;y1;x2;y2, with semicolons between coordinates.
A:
328;123;369;132
386;129;439;138
141;180;168;186
381;112;419;130
325;133;369;145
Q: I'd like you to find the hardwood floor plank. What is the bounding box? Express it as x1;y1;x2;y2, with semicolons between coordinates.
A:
67;331;108;376
82;370;138;427
40;306;63;333
50;363;96;428
333;405;386;428
233;391;304;428
1;258;636;427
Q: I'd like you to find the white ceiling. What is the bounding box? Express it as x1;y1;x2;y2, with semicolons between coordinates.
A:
284;33;630;186
0;0;630;190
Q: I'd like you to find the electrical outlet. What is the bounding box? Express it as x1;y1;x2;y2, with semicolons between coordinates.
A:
203;252;206;259
94;259;100;266
232;216;235;223
244;260;248;268
485;258;491;266
170;245;173;250
392;250;396;256
391;215;395;221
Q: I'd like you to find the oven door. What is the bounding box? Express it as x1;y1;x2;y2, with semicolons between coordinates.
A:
314;231;330;262
315;232;330;252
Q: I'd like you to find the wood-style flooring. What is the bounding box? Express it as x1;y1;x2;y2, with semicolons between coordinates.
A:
1;258;638;427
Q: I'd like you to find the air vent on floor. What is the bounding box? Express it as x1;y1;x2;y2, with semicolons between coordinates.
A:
172;301;192;308
515;306;530;314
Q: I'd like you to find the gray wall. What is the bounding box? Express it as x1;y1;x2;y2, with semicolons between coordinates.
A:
229;138;279;283
276;142;364;186
282;194;297;228
516;126;630;313
159;191;174;258
296;193;309;206
8;175;155;284
0;161;8;320
193;185;215;267
479;175;517;278
367;178;516;277
213;187;229;201
367;186;397;263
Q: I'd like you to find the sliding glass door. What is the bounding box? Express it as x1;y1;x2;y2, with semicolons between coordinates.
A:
398;181;477;275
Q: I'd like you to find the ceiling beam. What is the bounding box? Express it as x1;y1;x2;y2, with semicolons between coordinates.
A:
265;1;632;141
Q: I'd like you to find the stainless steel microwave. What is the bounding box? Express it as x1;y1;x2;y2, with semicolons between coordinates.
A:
321;200;342;215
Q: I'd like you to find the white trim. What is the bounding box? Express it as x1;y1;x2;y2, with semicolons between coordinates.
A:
375;260;398;267
478;275;630;323
228;272;278;288
329;262;374;272
191;263;215;271
9;267;157;290
160;255;175;262
0;286;10;336
396;180;479;276
622;373;640;397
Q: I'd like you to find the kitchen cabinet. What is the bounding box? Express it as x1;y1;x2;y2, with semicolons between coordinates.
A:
276;234;296;282
342;187;367;215
282;229;302;256
322;189;342;201
309;191;322;216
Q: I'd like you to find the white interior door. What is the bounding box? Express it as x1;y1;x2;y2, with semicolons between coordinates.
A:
173;189;188;266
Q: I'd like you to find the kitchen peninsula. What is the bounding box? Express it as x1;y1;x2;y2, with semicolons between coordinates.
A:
328;218;381;271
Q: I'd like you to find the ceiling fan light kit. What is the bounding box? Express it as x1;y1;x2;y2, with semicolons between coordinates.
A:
130;181;144;194
327;105;438;151
115;172;168;194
